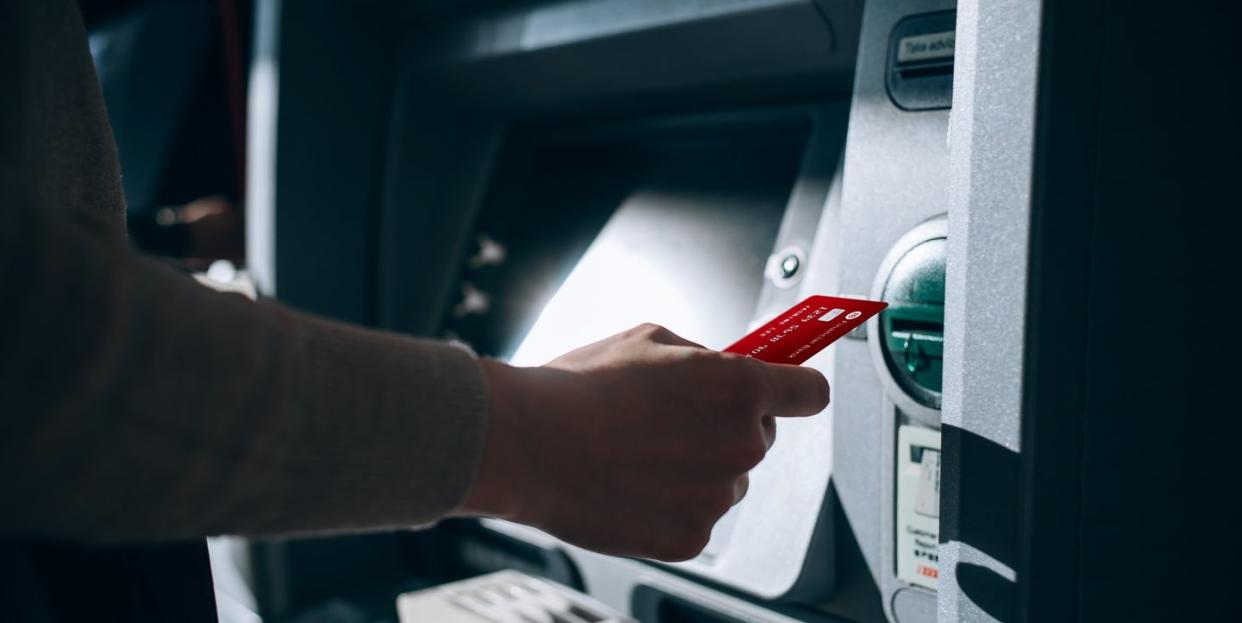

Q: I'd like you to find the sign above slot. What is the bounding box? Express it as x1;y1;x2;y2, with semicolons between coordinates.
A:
896;30;955;64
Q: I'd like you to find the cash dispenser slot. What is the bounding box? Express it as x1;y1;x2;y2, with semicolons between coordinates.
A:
630;586;750;623
886;11;956;111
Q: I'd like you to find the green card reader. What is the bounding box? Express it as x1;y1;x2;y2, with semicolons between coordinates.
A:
870;214;947;425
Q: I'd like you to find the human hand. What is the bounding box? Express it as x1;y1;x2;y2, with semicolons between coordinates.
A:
458;323;829;561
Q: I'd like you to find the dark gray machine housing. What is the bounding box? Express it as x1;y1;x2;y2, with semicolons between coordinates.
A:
244;0;1235;621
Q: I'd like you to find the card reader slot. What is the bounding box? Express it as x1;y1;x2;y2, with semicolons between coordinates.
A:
889;317;944;335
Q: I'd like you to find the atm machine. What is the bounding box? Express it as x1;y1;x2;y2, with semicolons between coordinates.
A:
243;0;1230;621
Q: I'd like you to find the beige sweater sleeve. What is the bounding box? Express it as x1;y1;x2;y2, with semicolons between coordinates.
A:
0;0;489;541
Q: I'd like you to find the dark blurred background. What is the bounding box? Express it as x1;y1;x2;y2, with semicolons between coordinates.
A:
83;0;248;265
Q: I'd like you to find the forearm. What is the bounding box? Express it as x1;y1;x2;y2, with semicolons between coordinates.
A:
0;205;489;542
0;0;490;543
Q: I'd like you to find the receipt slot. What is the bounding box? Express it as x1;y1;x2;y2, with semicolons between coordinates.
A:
886;11;956;110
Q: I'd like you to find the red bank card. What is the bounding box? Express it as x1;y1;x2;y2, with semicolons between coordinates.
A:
723;295;888;365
